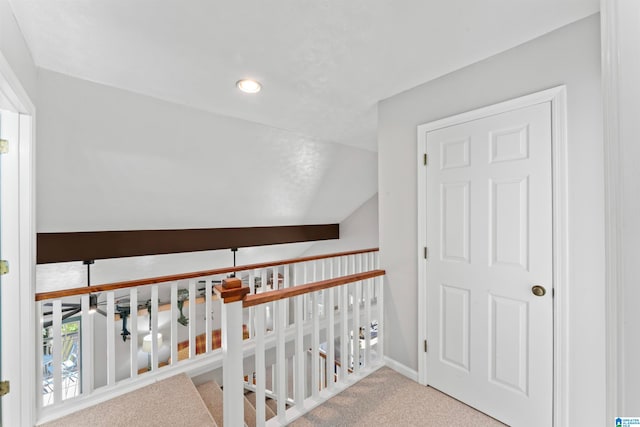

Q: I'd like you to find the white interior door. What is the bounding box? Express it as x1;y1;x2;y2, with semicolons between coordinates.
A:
424;102;553;426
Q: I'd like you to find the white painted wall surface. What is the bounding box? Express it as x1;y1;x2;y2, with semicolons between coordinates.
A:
0;0;36;102
301;193;378;257
378;14;604;425
36;69;377;233
604;0;640;416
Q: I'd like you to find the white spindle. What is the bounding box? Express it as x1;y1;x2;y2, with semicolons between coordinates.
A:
221;296;245;427
52;300;62;404
377;275;384;363
303;262;309;320
273;266;279;290
248;270;255;337
255;304;266;427
294;295;305;406
312;291;320;397
276;298;287;420
284;264;290;288
353;281;360;375
106;291;116;385
151;285;159;371
170;283;178;364
81;294;94;392
284;264;290;326
188;280;196;359
37;302;44;408
129;289;138;378
340;261;349;381
261;269;267;294
328;286;335;390
205;279;213;354
364;279;372;367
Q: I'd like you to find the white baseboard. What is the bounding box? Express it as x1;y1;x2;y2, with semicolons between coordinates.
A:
383;356;418;382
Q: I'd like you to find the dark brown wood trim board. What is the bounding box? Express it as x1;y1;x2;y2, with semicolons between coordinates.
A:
37;224;339;264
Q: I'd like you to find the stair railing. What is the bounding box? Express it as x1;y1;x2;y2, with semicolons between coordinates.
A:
218;258;385;426
34;248;379;424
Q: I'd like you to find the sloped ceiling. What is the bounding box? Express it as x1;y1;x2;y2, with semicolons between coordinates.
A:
13;1;599;287
9;1;598;152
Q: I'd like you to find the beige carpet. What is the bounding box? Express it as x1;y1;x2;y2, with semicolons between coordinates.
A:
291;367;506;427
40;373;215;427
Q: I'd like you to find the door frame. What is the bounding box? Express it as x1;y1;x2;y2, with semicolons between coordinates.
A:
0;50;36;427
416;86;568;426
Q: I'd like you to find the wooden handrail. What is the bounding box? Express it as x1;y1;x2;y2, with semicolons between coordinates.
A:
35;248;379;301
242;270;385;308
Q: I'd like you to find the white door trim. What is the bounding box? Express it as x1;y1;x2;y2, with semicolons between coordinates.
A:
0;51;36;427
417;86;568;426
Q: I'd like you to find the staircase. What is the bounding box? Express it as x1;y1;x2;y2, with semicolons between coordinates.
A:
196;379;279;426
39;373;280;427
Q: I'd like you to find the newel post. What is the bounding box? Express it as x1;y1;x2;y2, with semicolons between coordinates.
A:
215;277;250;427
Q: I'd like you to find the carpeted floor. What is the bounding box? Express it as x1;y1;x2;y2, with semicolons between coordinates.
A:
39;373;215;427
291;367;507;427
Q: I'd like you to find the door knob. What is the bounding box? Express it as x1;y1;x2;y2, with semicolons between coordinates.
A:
531;285;546;297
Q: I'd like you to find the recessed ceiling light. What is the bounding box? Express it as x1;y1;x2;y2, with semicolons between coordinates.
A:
236;79;262;93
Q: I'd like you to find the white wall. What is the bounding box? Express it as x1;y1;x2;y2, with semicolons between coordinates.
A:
0;0;36;102
301;193;378;257
603;0;640;416
36;68;377;233
378;14;604;425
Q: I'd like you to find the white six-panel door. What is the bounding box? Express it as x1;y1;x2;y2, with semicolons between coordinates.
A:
424;102;553;426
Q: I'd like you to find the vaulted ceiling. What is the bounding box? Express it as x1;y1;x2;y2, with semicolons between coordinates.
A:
11;1;599;287
9;0;598;152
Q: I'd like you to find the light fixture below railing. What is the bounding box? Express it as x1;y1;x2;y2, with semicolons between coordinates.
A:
142;333;163;353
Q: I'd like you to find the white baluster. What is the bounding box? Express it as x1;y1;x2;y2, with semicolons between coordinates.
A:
221;294;245;427
205;278;213;354
312;291;320;397
340;262;349;381
276;298;287;420
81;294;95;392
188;280;196;359
129;289;138;377
353;281;360;375
52;300;62;404
294;291;305;406
248;270;255;337
261;269;267;294
106;291;116;385
377;275;384;363
170;283;178;364
255;304;266;427
273;266;279;290
303;262;309;320
37;302;44;409
364;279;372;367
328;286;335;390
151;285;159;371
284;264;290;326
